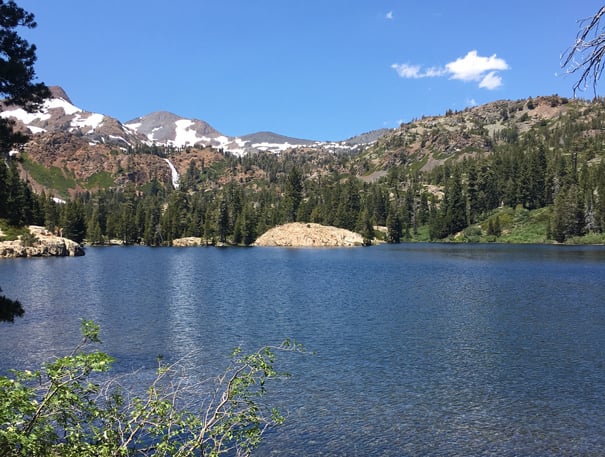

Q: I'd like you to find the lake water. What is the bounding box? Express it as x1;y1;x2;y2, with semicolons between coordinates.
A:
1;244;605;456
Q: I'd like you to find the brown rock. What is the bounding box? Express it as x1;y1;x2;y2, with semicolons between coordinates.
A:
254;223;363;247
0;226;84;258
172;237;203;247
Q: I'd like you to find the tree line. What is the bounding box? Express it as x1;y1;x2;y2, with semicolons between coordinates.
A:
4;98;605;247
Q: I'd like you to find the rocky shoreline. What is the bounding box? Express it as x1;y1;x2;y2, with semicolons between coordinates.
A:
0;223;364;253
0;226;84;258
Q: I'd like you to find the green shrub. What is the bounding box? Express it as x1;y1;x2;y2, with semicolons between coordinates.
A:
19;231;38;247
0;220;29;242
20;154;76;198
85;171;114;189
463;225;482;242
0;321;304;457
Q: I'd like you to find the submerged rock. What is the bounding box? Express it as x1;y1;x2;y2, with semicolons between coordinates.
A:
254;222;363;247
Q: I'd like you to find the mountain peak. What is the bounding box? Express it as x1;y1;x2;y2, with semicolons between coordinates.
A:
124;111;223;147
48;86;72;103
126;111;183;125
240;131;314;145
2;85;388;156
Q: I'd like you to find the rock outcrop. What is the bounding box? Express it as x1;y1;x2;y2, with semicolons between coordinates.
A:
172;237;203;247
0;226;84;258
254;222;363;247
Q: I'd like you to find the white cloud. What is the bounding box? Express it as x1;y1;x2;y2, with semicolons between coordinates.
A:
478;71;503;90
386;11;394;20
391;63;420;78
466;98;477;107
392;50;509;90
391;63;445;79
445;50;509;83
424;66;447;78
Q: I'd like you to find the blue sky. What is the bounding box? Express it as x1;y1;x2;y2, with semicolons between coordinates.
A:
18;0;604;141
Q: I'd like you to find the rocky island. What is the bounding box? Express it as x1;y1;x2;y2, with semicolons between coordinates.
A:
253;222;364;247
0;226;84;258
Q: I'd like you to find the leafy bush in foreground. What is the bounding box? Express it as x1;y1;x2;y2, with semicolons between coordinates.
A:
0;321;303;456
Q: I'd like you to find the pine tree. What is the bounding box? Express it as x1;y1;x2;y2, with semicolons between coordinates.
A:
86;208;103;245
62;201;87;243
551;184;585;242
386;204;402;244
336;178;361;231
0;0;50;157
443;169;466;235
203;207;216;245
283;167;303;222
217;200;229;243
360;210;374;246
463;162;474;224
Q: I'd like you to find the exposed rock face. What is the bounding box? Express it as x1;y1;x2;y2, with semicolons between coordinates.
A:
0;226;84;258
172;237;203;247
254;223;363;247
125;111;221;145
22;131;174;195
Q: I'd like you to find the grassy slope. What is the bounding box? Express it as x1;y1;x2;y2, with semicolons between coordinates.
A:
405;206;605;245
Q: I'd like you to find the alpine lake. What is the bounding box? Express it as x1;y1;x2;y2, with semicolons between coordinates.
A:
1;243;605;456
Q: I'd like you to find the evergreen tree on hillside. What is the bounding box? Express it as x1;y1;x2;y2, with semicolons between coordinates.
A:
283;167;303;223
217;199;229;243
360;209;374;246
551;184;585;242
0;0;49;323
386;204;402;244
61;200;86;243
443;169;466;235
0;0;50;157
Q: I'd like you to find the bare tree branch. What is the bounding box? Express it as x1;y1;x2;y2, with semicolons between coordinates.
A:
562;6;605;95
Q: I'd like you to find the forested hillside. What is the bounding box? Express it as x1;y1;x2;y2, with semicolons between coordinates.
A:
2;95;605;246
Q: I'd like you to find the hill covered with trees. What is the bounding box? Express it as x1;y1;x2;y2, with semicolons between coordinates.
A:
3;94;605;246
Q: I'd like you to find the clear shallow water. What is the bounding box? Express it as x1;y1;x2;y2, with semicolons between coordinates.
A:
1;244;605;456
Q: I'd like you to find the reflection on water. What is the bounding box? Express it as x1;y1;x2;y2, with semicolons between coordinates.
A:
1;244;605;456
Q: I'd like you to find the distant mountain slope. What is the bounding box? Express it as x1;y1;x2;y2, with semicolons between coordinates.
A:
344;128;392;145
1;86;382;156
0;86;144;147
239;131;315;146
5;86;591;204
239;131;316;153
355;95;583;174
124;111;226;148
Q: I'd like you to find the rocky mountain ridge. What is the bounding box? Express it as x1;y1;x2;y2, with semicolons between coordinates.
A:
2;86;384;156
1;87;596;203
354;94;586;174
0;86;145;148
0;86;390;198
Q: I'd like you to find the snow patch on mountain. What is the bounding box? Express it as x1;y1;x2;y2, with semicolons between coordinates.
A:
72;112;104;132
1;88;145;147
1;87;390;157
170;119;217;148
0;106;51;126
47;97;81;115
124;122;141;132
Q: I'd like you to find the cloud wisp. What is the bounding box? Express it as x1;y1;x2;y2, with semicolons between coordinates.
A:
392;50;510;90
386;11;394;20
